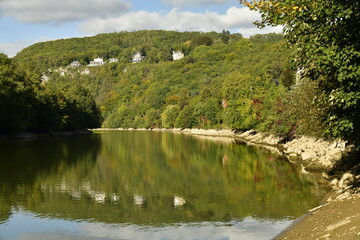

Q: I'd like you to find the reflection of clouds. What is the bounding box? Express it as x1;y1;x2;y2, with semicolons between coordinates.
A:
133;194;145;205
77;217;291;240
174;195;186;207
15;232;119;240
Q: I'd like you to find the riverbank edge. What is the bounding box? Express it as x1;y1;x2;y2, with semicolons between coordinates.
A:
92;127;360;239
0;130;93;140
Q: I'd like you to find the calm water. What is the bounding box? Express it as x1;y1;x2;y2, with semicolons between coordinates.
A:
0;131;327;240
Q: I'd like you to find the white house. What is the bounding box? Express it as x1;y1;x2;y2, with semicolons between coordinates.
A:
109;58;119;63
296;68;304;85
88;57;106;67
41;74;50;83
172;51;184;61
132;52;144;63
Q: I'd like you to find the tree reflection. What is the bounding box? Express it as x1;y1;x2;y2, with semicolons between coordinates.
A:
0;132;328;225
0;135;101;222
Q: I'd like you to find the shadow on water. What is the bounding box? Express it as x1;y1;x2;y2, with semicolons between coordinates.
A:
0;131;327;226
0;135;102;223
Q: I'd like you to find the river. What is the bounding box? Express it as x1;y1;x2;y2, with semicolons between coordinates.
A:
0;130;327;240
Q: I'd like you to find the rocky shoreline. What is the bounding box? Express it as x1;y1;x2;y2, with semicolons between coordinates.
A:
95;127;360;239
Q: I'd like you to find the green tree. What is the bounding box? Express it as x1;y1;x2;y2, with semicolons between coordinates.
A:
175;105;196;128
241;0;360;147
0;54;37;132
104;105;131;128
144;108;161;128
61;84;102;130
161;105;181;128
191;35;213;47
193;98;220;128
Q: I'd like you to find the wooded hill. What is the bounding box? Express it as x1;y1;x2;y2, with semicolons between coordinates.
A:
14;30;237;71
12;30;301;134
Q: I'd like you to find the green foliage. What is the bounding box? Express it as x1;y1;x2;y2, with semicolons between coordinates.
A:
59;84;102;130
14;31;223;72
0;54;37;132
241;0;360;146
192;98;221;128
175;105;196;128
0;54;101;133
103;105;132;128
144;108;161;128
161;105;181;128
13;31;296;134
191;35;214;47
270;80;328;138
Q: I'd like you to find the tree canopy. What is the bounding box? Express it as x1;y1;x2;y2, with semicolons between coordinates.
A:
240;0;360;147
27;31;293;133
11;28;353;143
0;53;101;133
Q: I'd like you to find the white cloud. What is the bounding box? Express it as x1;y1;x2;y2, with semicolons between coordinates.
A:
79;6;282;36
0;0;131;23
162;0;234;7
238;25;284;37
0;41;33;57
0;37;64;57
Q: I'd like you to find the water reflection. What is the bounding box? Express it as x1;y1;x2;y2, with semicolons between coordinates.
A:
0;135;101;223
1;209;290;240
0;131;327;239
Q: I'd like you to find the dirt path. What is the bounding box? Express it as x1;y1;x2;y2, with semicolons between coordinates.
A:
275;191;360;240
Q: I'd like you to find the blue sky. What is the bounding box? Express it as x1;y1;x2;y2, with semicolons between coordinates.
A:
0;0;282;57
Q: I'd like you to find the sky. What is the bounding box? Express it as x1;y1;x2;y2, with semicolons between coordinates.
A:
0;0;283;57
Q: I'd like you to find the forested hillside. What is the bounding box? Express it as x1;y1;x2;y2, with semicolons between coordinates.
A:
6;30;336;141
13;30;303;135
14;30;231;72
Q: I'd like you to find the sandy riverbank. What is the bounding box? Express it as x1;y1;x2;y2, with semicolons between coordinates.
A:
94;128;360;239
275;191;360;240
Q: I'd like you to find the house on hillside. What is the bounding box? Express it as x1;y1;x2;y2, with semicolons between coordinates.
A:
296;68;304;85
172;51;184;61
88;57;106;67
132;52;144;63
41;74;50;83
109;58;119;63
69;61;81;68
